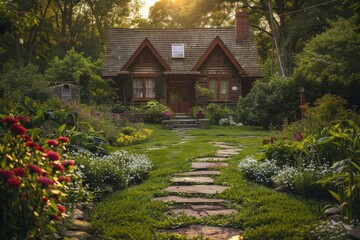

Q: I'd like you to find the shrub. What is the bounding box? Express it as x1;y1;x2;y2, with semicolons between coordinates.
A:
73;150;152;190
307;220;357;240
116;127;153;146
271;166;298;191
0;116;83;239
206;103;233;125
237;74;298;128
111;103;127;113
238;156;279;187
143;100;169;123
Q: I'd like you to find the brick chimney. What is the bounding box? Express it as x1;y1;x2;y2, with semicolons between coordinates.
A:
235;7;250;42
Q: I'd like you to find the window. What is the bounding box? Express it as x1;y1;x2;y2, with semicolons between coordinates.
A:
172;43;185;58
208;77;230;100
133;77;155;99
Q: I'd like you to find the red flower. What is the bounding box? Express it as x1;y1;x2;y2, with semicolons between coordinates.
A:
7;177;21;188
10;123;27;135
46;150;60;161
38;176;54;186
52;194;59;202
22;135;32;141
51;163;64;172
61;160;75;167
57;204;66;214
13;167;26;177
58;176;71;183
58;136;70;143
26;164;43;175
2;116;18;124
0;169;14;179
50;215;61;221
47;139;59;146
41;196;49;202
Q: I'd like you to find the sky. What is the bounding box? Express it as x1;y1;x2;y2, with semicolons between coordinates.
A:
140;0;159;18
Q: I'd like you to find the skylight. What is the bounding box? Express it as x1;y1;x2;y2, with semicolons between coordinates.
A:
172;43;185;58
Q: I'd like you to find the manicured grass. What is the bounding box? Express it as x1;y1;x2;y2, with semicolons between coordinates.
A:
91;125;326;239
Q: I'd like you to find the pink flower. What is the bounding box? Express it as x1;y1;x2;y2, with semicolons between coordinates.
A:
22;135;32;141
57;204;66;214
294;132;303;141
7;177;21;188
0;169;14;179
47;139;59;146
13;167;26;177
46;150;60;161
26;164;43;175
10;123;27;135
58;176;71;183
61;160;75;167
38;176;54;186
51;163;64;172
2;116;18;124
58;136;70;143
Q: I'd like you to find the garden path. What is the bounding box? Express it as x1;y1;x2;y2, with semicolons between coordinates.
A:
154;130;244;240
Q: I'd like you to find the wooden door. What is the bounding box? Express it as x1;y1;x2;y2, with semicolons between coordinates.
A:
168;84;191;113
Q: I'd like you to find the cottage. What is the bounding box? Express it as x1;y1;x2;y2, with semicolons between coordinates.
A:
103;7;263;113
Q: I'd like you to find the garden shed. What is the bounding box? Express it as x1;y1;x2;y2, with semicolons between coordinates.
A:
49;83;79;103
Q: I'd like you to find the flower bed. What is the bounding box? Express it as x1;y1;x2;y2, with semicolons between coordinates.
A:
0;116;86;239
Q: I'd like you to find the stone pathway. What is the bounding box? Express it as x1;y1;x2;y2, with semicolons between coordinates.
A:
154;131;243;240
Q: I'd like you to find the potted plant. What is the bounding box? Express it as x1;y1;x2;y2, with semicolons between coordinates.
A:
162;110;171;120
196;108;205;119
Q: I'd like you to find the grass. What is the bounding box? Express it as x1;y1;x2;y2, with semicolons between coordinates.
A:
91;125;326;240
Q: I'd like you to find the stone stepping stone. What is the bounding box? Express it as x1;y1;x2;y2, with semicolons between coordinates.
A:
191;162;228;170
64;231;91;239
195;157;228;162
216;149;241;155
165;185;228;195
173;171;221;176
213;142;241;149
168;204;238;218
162;225;242;240
153;196;227;204
171;176;214;184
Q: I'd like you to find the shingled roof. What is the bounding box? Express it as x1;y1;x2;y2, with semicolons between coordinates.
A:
103;27;263;78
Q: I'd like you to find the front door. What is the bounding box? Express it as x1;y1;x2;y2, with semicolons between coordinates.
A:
168;84;191;113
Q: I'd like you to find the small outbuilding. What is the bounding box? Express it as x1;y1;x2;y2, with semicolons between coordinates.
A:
49;83;79;103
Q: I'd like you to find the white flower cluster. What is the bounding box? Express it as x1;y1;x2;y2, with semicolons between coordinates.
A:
271;166;298;190
310;220;358;240
219;116;244;126
238;156;279;186
71;150;152;189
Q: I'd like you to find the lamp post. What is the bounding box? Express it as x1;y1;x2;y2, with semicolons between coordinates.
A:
299;86;305;119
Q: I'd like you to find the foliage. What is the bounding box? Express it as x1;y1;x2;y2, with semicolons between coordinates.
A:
116;127;153;146
0;65;52;112
219;115;243;126
194;83;215;100
45;48;117;105
111;103;127;113
237;74;298;128
143;100;170;124
206;103;233;125
293;17;360;108
238;156;279;187
0;116;84;239
72;150;152;191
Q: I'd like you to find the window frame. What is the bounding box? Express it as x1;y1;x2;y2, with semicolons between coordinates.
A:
207;75;231;101
172;43;185;58
132;74;157;100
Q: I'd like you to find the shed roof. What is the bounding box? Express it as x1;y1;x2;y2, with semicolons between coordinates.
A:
103;27;263;78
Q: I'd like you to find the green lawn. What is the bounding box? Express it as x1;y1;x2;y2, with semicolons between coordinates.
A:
91;125;326;240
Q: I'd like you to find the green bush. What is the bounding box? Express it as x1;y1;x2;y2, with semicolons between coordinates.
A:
143;100;169;123
237;74;298;128
111;103;127;113
206;103;233;124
